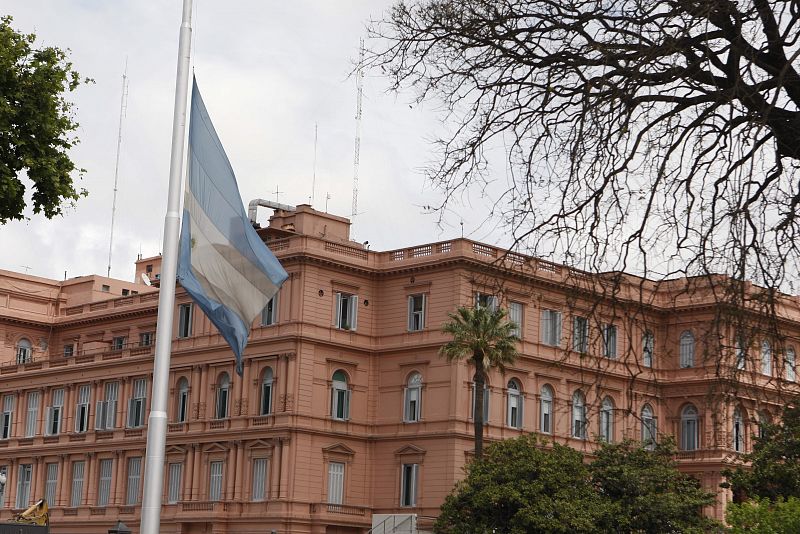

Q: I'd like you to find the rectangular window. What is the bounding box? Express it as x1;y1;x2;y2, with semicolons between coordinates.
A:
209;461;223;502
540;397;552;434
126;457;142;505
400;463;418;507
573;316;588;353
327;462;344;505
167;463;182;504
63;344;74;358
16;344;32;364
139;332;153;347
334;293;358;331
603;324;618;359
95;381;119;431
407;294;426;332
16;464;32;509
1;395;14;439
177;303;193;338
25;391;40;437
261;295;278;326
177;388;188;423
127;378;147;428
44;463;58;507
509;301;523;338
251;458;268;502
70;461;84;507
112;336;126;350
45;388;64;436
540;309;562;347
97;459;113;506
642;332;655;368
331;384;351;421
475;292;498;311
101;284;110;292
75;385;90;433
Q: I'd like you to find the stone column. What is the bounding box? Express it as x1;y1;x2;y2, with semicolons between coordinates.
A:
6;459;16;508
29;457;39;504
225;444;236;500
58;456;69;507
192;447;202;501
114;453;125;505
81;453;92;505
183;445;194;501
191;366;201;421
234;441;245;501
270;439;282;500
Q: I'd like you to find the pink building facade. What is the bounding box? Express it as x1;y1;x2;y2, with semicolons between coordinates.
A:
0;205;797;533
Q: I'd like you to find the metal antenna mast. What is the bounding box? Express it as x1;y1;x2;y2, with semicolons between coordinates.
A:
351;39;364;218
311;122;318;206
107;61;129;277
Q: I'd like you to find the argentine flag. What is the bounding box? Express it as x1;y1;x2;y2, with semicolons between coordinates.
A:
178;78;288;376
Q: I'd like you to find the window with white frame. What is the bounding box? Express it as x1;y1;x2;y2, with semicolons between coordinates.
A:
126;457;142;505
25;391;40;437
45;388;64;436
408;294;426;332
603;324;618;358
1;394;14;439
75;385;90;433
540;309;562;347
403;373;422;423
16;339;32;364
167;463;182;504
680;404;699;451
95;381;119;431
540;385;553;434
761;341;772;376
215;373;230;419
733;407;745;453
176;378;189;423
572;391;587;439
44;463;58;507
63;344;74;358
331;370;351;421
400;463;419;507
16;464;31;508
507;380;523;429
787;348;797;382
327;461;345;505
471;382;490;422
177;303;193;338
641;404;657;449
735;336;746;370
127;378;147;428
251;458;268;502
139;332;153;347
260;368;274;416
679;331;695;368
572;316;588;353
475;292;498;311
508;301;523;338
69;461;84;507
642;332;654;368
97;458;113;506
209;461;223;502
599;397;614;442
112;336;126;351
261;295;278;326
334;292;358;331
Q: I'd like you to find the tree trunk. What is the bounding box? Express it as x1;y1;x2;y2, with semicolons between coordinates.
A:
473;358;485;459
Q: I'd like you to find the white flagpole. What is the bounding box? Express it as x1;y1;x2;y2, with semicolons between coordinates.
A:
141;0;192;532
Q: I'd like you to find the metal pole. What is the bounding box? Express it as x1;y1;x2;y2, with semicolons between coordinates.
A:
140;1;192;532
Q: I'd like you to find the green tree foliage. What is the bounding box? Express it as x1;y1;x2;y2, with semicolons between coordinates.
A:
435;435;721;534
726;497;800;534
440;305;519;458
0;16;89;223
591;438;719;533
724;405;800;502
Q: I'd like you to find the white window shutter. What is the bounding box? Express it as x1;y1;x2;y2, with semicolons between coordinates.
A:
540;311;551;344
344;389;352;420
128;399;136;428
334;293;342;328
350;296;358;331
490;296;498;311
44;407;53;436
403;388;409;422
107;400;117;429
421;294;427;328
95;401;105;430
407;296;414;331
554;313;562;347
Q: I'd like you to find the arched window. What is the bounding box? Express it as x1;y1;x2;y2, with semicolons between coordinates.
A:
16;338;32;364
761;341;772;376
540;385;553;434
599;397;614;442
215;373;230;419
260;367;274;416
176;377;189;423
641;404;657;448
507;380;523;429
403;373;422;423
642;332;654;368
786;348;796;382
680;404;699;451
331;370;351;421
572;391;586;439
733;407;745;452
679;331;694;368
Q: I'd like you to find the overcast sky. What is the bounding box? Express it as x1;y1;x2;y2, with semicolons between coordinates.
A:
2;1;506;282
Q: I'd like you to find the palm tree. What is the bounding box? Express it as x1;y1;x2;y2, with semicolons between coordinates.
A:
440;305;519;458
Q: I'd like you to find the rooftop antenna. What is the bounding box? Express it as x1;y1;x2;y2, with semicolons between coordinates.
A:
325;192;331;212
107;59;129;277
273;185;283;204
311;122;318;206
351;39;364;218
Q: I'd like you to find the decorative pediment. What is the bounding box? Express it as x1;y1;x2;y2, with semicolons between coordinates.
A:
247;439;275;450
394;444;426;457
165;445;186;455
322;442;356;462
202;442;229;454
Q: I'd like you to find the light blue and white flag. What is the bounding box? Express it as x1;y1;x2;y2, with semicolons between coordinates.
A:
178;77;288;376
